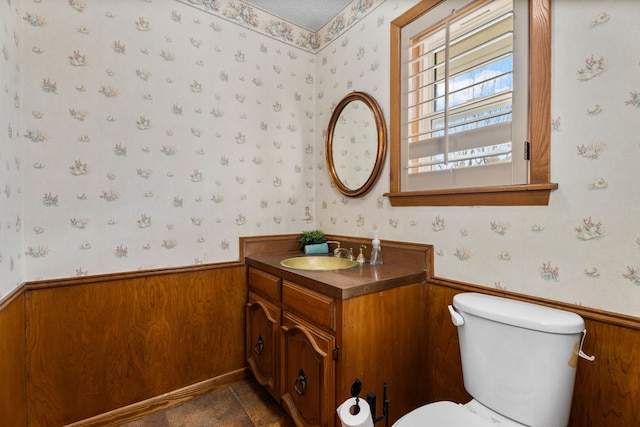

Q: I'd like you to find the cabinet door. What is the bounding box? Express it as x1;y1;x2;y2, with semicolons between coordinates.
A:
246;292;281;400
281;312;336;427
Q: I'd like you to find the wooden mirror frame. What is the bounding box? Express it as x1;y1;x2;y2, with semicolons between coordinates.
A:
325;91;387;197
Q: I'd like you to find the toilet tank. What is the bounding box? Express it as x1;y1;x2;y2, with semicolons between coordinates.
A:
452;293;585;427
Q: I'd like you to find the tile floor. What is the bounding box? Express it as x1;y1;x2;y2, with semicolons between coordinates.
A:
118;377;295;427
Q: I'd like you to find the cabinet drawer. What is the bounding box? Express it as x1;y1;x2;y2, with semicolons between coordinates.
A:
248;267;280;301
283;281;335;331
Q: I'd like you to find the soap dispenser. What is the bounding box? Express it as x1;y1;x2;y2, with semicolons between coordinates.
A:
370;231;383;265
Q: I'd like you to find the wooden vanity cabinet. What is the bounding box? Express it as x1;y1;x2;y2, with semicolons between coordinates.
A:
246;266;428;427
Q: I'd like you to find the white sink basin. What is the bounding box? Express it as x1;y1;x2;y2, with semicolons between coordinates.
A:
280;256;357;271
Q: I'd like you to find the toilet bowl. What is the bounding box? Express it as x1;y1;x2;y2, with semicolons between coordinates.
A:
394;400;525;426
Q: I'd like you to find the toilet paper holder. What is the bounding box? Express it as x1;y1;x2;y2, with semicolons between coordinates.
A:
349;378;389;427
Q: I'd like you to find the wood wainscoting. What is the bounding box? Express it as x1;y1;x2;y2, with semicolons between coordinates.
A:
425;277;640;427
2;257;639;426
15;262;247;426
0;287;27;426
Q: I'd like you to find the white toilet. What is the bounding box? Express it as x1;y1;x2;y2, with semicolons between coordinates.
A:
394;292;593;427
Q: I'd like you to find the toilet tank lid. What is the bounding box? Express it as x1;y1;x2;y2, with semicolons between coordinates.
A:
453;293;585;334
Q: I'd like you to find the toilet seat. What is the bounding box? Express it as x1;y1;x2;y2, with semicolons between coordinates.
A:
393;401;496;426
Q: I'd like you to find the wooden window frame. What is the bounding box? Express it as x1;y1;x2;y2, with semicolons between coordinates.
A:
386;0;557;206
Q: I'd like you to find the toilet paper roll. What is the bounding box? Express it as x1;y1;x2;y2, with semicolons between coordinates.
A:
336;397;374;427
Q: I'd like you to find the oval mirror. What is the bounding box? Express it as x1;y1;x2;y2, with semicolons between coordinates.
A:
326;91;387;197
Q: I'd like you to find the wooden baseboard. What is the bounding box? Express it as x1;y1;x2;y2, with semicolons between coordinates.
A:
65;368;249;427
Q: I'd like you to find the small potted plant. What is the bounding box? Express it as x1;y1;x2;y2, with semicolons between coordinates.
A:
298;230;326;250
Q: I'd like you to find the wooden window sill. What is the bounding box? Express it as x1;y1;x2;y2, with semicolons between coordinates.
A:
384;183;558;206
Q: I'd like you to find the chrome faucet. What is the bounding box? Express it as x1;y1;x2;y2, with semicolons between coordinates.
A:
334;247;354;260
326;240;341;249
325;240;354;260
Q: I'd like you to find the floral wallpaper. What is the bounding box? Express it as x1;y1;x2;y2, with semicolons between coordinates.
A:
0;0;24;300
1;0;640;319
19;0;320;280
315;0;640;318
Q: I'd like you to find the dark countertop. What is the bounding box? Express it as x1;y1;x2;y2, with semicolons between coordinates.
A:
245;252;427;300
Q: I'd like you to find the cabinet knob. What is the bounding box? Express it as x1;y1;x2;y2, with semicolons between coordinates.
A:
294;368;307;396
254;334;264;356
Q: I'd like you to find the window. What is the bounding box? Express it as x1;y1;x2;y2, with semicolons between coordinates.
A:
387;0;557;206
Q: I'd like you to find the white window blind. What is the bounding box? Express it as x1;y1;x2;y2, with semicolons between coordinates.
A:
400;0;529;191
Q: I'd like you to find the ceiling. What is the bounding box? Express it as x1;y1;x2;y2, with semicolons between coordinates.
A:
244;0;351;32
